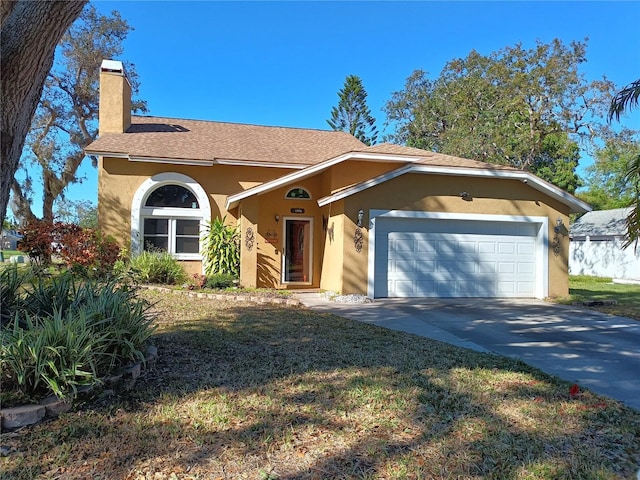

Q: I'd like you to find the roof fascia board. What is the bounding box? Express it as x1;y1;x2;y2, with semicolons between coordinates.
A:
84;150;129;159
318;164;592;213
225;151;409;210
129;156;214;167
215;159;306;169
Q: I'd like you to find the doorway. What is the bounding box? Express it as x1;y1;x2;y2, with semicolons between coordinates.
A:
283;218;312;284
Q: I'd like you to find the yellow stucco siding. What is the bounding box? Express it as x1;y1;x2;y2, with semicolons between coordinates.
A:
326;160;405;193
340;173;571;298
98;71;131;134
319;201;345;293
251;177;324;289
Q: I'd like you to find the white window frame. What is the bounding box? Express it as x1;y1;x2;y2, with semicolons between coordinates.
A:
131;173;211;262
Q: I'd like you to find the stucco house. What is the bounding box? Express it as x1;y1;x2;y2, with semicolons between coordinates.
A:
85;60;591;298
569;208;640;280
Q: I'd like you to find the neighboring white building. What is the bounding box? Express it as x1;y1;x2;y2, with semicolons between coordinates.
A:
1;229;22;250
569;207;640;280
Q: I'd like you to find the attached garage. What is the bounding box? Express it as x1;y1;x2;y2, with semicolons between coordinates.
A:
369;211;549;299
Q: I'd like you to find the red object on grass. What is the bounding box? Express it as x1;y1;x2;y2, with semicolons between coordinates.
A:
569;384;580;397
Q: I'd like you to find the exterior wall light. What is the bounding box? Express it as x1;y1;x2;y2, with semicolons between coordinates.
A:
275;215;280;223
459;191;472;201
357;209;364;228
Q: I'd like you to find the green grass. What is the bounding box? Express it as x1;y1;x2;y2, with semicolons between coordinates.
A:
565;275;640;320
2;291;639;479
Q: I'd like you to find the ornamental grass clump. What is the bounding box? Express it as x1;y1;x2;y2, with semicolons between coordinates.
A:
0;270;156;403
127;250;186;285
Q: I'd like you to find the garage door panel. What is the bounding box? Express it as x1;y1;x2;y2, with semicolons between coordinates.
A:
377;220;540;298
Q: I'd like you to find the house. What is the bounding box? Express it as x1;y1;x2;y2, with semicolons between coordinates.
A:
1;229;22;250
85;60;591;298
569;207;640;280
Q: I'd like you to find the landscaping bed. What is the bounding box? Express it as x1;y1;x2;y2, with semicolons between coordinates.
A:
2;290;639;479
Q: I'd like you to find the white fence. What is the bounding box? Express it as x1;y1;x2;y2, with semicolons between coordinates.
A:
569;237;640;280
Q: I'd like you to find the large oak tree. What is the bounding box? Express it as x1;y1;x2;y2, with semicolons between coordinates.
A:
11;4;146;223
384;39;616;193
1;0;87;224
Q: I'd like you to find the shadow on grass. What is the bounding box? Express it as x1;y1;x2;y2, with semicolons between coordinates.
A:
4;296;640;479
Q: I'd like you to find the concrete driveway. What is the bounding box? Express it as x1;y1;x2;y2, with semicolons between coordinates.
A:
295;293;640;411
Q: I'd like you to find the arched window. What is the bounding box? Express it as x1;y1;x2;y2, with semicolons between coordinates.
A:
131;173;211;261
285;187;311;199
145;185;199;209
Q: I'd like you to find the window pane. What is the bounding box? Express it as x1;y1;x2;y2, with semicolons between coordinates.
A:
145;185;199;208
144;218;168;234
176;219;199;235
143;236;168;251
286;187;310;199
176;237;199;253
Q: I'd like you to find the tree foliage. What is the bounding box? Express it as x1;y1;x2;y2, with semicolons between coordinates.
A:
578;130;640;210
609;79;640;122
608;77;640;247
327;75;378;146
384;39;616;193
1;0;87;225
11;4;146;224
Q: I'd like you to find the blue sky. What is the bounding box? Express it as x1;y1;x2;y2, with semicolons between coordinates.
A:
25;1;640;217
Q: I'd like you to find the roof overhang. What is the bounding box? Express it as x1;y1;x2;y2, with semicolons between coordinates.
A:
225;151;422;210
317;164;592;214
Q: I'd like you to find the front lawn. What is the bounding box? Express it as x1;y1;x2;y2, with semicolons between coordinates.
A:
2;290;639;479
567;275;640;320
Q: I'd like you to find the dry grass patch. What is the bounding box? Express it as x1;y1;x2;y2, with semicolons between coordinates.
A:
2;291;639;479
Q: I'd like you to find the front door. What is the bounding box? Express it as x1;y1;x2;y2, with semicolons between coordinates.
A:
283;218;312;284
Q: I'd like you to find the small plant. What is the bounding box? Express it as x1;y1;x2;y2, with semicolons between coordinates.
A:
202;216;240;277
129;250;186;285
58;228;120;278
205;272;237;289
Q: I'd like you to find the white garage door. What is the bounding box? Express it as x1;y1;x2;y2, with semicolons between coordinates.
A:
374;218;539;298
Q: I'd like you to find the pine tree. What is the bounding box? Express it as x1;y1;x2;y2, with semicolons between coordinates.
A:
327;75;378;146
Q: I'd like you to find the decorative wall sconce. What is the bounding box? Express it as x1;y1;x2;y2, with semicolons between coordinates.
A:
459;191;472;201
275;215;280;223
554;217;564;233
552;217;566;256
357;209;364;228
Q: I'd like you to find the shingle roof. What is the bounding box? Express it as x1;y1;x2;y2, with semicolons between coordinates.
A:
362;143;519;171
85;116;367;166
571;208;632;237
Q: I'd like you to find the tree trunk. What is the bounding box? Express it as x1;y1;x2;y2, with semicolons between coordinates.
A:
1;0;87;224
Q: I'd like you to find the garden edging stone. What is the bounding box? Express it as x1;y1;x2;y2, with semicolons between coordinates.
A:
140;285;302;307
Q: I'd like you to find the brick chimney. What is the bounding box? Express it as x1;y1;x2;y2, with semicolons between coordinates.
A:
99;59;131;134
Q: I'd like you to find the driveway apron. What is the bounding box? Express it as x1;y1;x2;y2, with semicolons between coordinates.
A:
295;294;640;411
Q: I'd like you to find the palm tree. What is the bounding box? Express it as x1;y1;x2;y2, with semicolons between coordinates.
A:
610;78;640;247
609;79;640;121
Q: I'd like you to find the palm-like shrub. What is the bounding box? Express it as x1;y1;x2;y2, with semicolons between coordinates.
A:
0;271;156;401
202;216;240;277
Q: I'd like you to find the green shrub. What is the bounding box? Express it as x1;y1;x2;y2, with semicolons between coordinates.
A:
128;250;186;285
0;264;29;327
1;309;98;399
0;273;157;401
202;216;240;277
205;272;237;289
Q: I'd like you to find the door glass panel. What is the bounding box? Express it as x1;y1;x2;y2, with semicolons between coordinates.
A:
284;220;311;283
